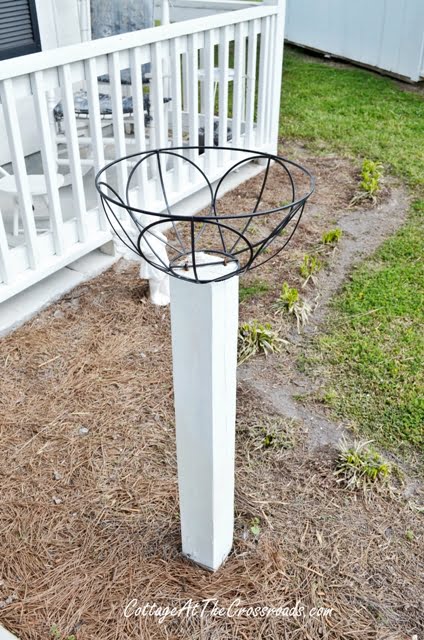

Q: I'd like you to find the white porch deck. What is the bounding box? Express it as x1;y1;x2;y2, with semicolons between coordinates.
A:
0;0;285;305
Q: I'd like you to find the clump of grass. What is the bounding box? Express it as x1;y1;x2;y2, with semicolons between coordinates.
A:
239;280;270;302
238;320;283;364
260;416;296;450
300;254;322;286
350;159;384;206
322;228;343;245
275;282;312;331
334;439;391;491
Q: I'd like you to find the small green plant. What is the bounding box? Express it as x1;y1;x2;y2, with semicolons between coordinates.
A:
350;159;384;205
275;282;312;331
334;439;391;491
405;530;414;541
361;159;384;196
50;626;76;640
299;254;322;286
278;281;299;311
238;320;283;364
239;280;270;302
249;517;261;537
261;416;295;450
322;228;342;245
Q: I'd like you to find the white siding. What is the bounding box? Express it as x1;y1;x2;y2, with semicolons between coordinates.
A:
285;0;424;82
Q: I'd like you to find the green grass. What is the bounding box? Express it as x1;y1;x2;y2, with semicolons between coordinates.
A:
239;280;270;302
280;48;424;192
279;48;424;457
315;202;424;455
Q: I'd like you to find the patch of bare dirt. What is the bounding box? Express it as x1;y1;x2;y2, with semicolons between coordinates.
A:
0;152;422;640
232;147;411;456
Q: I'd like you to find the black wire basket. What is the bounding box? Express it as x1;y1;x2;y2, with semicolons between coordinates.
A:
95;146;315;284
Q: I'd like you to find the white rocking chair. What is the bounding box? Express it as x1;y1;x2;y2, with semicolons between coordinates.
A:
0;166;65;237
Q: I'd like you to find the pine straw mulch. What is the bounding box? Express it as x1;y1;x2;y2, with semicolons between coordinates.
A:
1;153;423;640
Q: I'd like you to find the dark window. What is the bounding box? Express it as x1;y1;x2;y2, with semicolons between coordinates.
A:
0;0;41;61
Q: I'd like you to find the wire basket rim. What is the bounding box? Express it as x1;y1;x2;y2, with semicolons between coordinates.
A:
95;145;315;222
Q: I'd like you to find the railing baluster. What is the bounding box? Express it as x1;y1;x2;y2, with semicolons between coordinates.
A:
85;56;107;229
170;37;183;191
218;26;230;166
0;78;39;268
257;16;271;149
182;51;189;112
232;21;247;150
32;70;65;253
59;63;88;242
204;29;215;174
0;209;12;284
246;19;259;148
152;41;170;200
109;52;127;208
151;41;167;151
130;46;149;194
187;33;199;180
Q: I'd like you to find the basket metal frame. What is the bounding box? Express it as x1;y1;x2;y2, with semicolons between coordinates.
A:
95;146;315;284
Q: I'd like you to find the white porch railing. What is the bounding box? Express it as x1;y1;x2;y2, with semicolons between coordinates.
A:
0;0;285;304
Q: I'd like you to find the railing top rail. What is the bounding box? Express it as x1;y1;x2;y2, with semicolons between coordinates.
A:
155;0;260;8
0;3;278;81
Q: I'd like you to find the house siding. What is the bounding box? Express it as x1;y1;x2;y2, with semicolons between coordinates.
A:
285;0;424;82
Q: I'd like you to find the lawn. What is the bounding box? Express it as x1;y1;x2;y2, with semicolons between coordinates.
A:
280;48;424;192
313;203;424;456
280;47;424;459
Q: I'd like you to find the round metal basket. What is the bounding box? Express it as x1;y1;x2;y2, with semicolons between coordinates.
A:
95;146;315;284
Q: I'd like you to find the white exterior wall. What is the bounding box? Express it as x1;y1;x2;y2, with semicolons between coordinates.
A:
37;0;82;49
285;0;424;82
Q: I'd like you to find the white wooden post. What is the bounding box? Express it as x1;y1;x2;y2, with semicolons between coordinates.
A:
78;0;92;42
161;0;170;26
170;261;239;571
